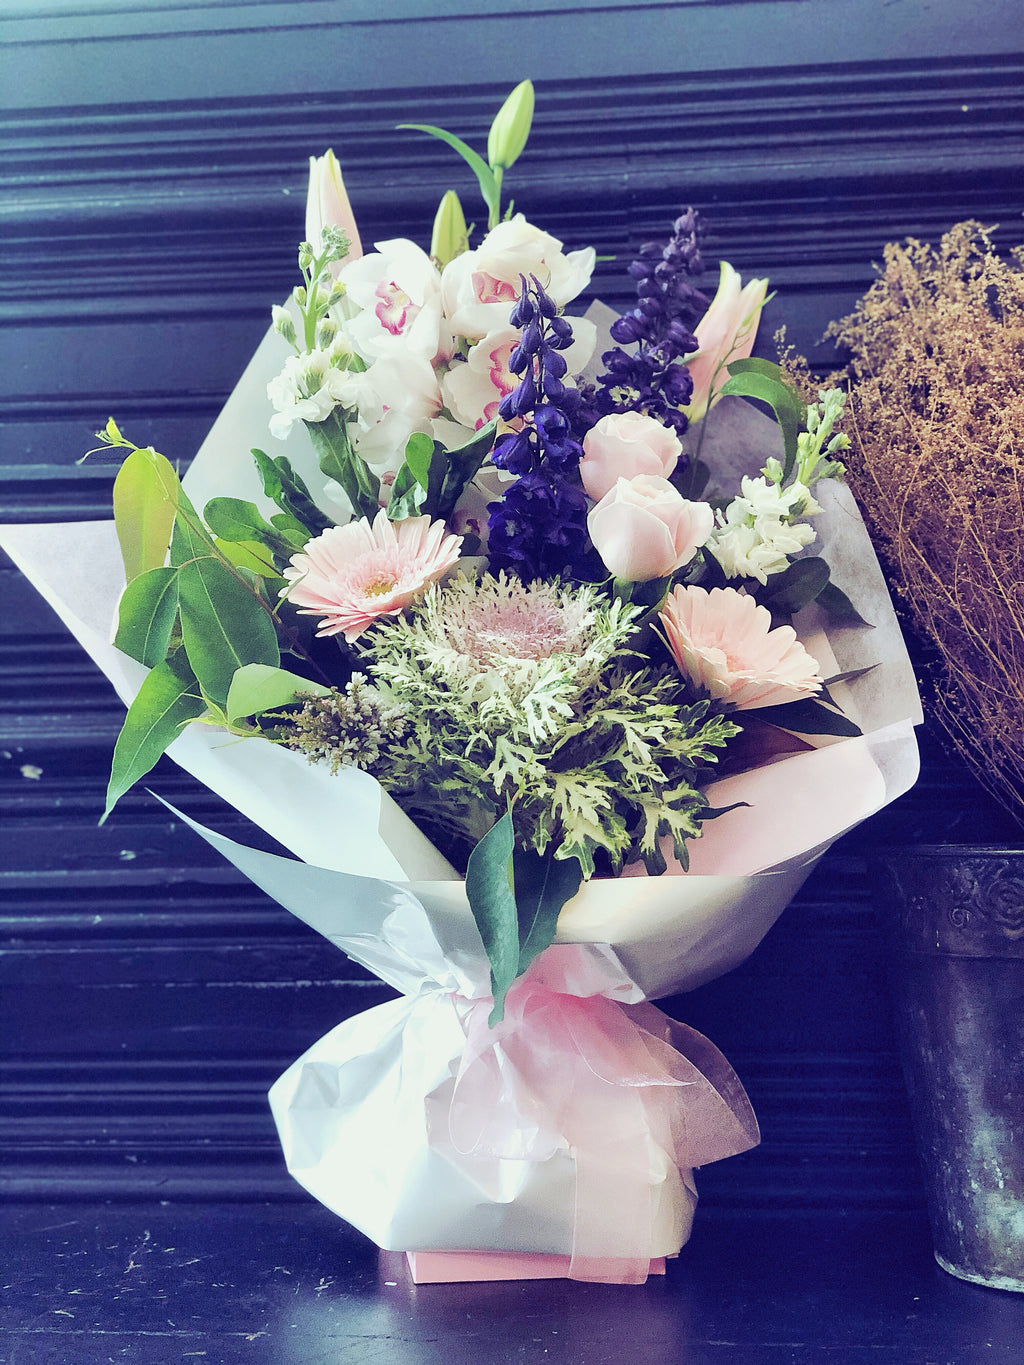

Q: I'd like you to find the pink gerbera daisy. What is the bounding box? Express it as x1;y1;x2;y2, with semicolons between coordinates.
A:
281;510;462;643
660;584;823;710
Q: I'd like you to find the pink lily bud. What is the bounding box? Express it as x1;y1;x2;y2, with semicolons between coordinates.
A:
682;262;769;423
306;148;362;272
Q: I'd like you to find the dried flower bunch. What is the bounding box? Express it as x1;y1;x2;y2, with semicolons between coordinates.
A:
829;222;1024;825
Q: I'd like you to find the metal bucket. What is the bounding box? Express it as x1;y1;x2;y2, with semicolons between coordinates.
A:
874;846;1024;1292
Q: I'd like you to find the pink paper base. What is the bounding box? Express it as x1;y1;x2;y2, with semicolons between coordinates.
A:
404;1250;667;1284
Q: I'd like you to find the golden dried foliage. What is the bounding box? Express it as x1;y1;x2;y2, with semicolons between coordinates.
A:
828;221;1024;826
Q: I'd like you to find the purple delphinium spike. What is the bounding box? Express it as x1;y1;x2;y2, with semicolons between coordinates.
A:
578;208;709;440
487;276;591;579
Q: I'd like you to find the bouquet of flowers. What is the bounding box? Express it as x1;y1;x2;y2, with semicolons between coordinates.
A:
0;83;921;1284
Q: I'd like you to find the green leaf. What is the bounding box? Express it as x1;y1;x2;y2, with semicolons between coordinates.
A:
303;411;380;522
214;537;282;580
720;363;804;479
113;566;179;667
168;484;218;570
177;556;280;705
225;663;330;724
385;463;427;521
824;664;878;687
398;122;500;225
270;513;315;548
203;496;300;561
673;455;711;501
512;846;582;978
465;812;520;1027
112;447;179;581
386;424;494;523
250;449;333;538
753;698;863;737
403;432;435;490
816;580;873;627
437;421;495;519
103;652;205;822
760;556;831;615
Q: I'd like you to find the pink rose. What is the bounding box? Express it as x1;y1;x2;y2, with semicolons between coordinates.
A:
587;476;714;582
579;412;683;502
682;262;769;423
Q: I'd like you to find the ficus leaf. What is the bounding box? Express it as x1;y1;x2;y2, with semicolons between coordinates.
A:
102;652;205;823
177;556;280;706
113;566;179;667
112;446;179;581
465;812;520;1027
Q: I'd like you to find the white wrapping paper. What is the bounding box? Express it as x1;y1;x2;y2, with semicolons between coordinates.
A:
0;315;921;1275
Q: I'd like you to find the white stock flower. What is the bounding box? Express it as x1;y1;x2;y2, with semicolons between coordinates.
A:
706;475;818;583
267;347;357;438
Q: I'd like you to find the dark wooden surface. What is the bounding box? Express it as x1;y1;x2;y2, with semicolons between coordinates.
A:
2;1;1023;1358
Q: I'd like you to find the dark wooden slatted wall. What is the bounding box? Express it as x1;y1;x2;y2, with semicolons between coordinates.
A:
2;0;1022;1207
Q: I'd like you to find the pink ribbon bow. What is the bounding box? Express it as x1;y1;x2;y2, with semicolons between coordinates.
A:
443;960;759;1283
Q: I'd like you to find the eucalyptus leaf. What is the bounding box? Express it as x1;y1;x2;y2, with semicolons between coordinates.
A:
113;566;179;667
102;652;205;823
512;846;582;978
112;446;179;581
226;663;330;724
465;812;520;1027
177;556;280;705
